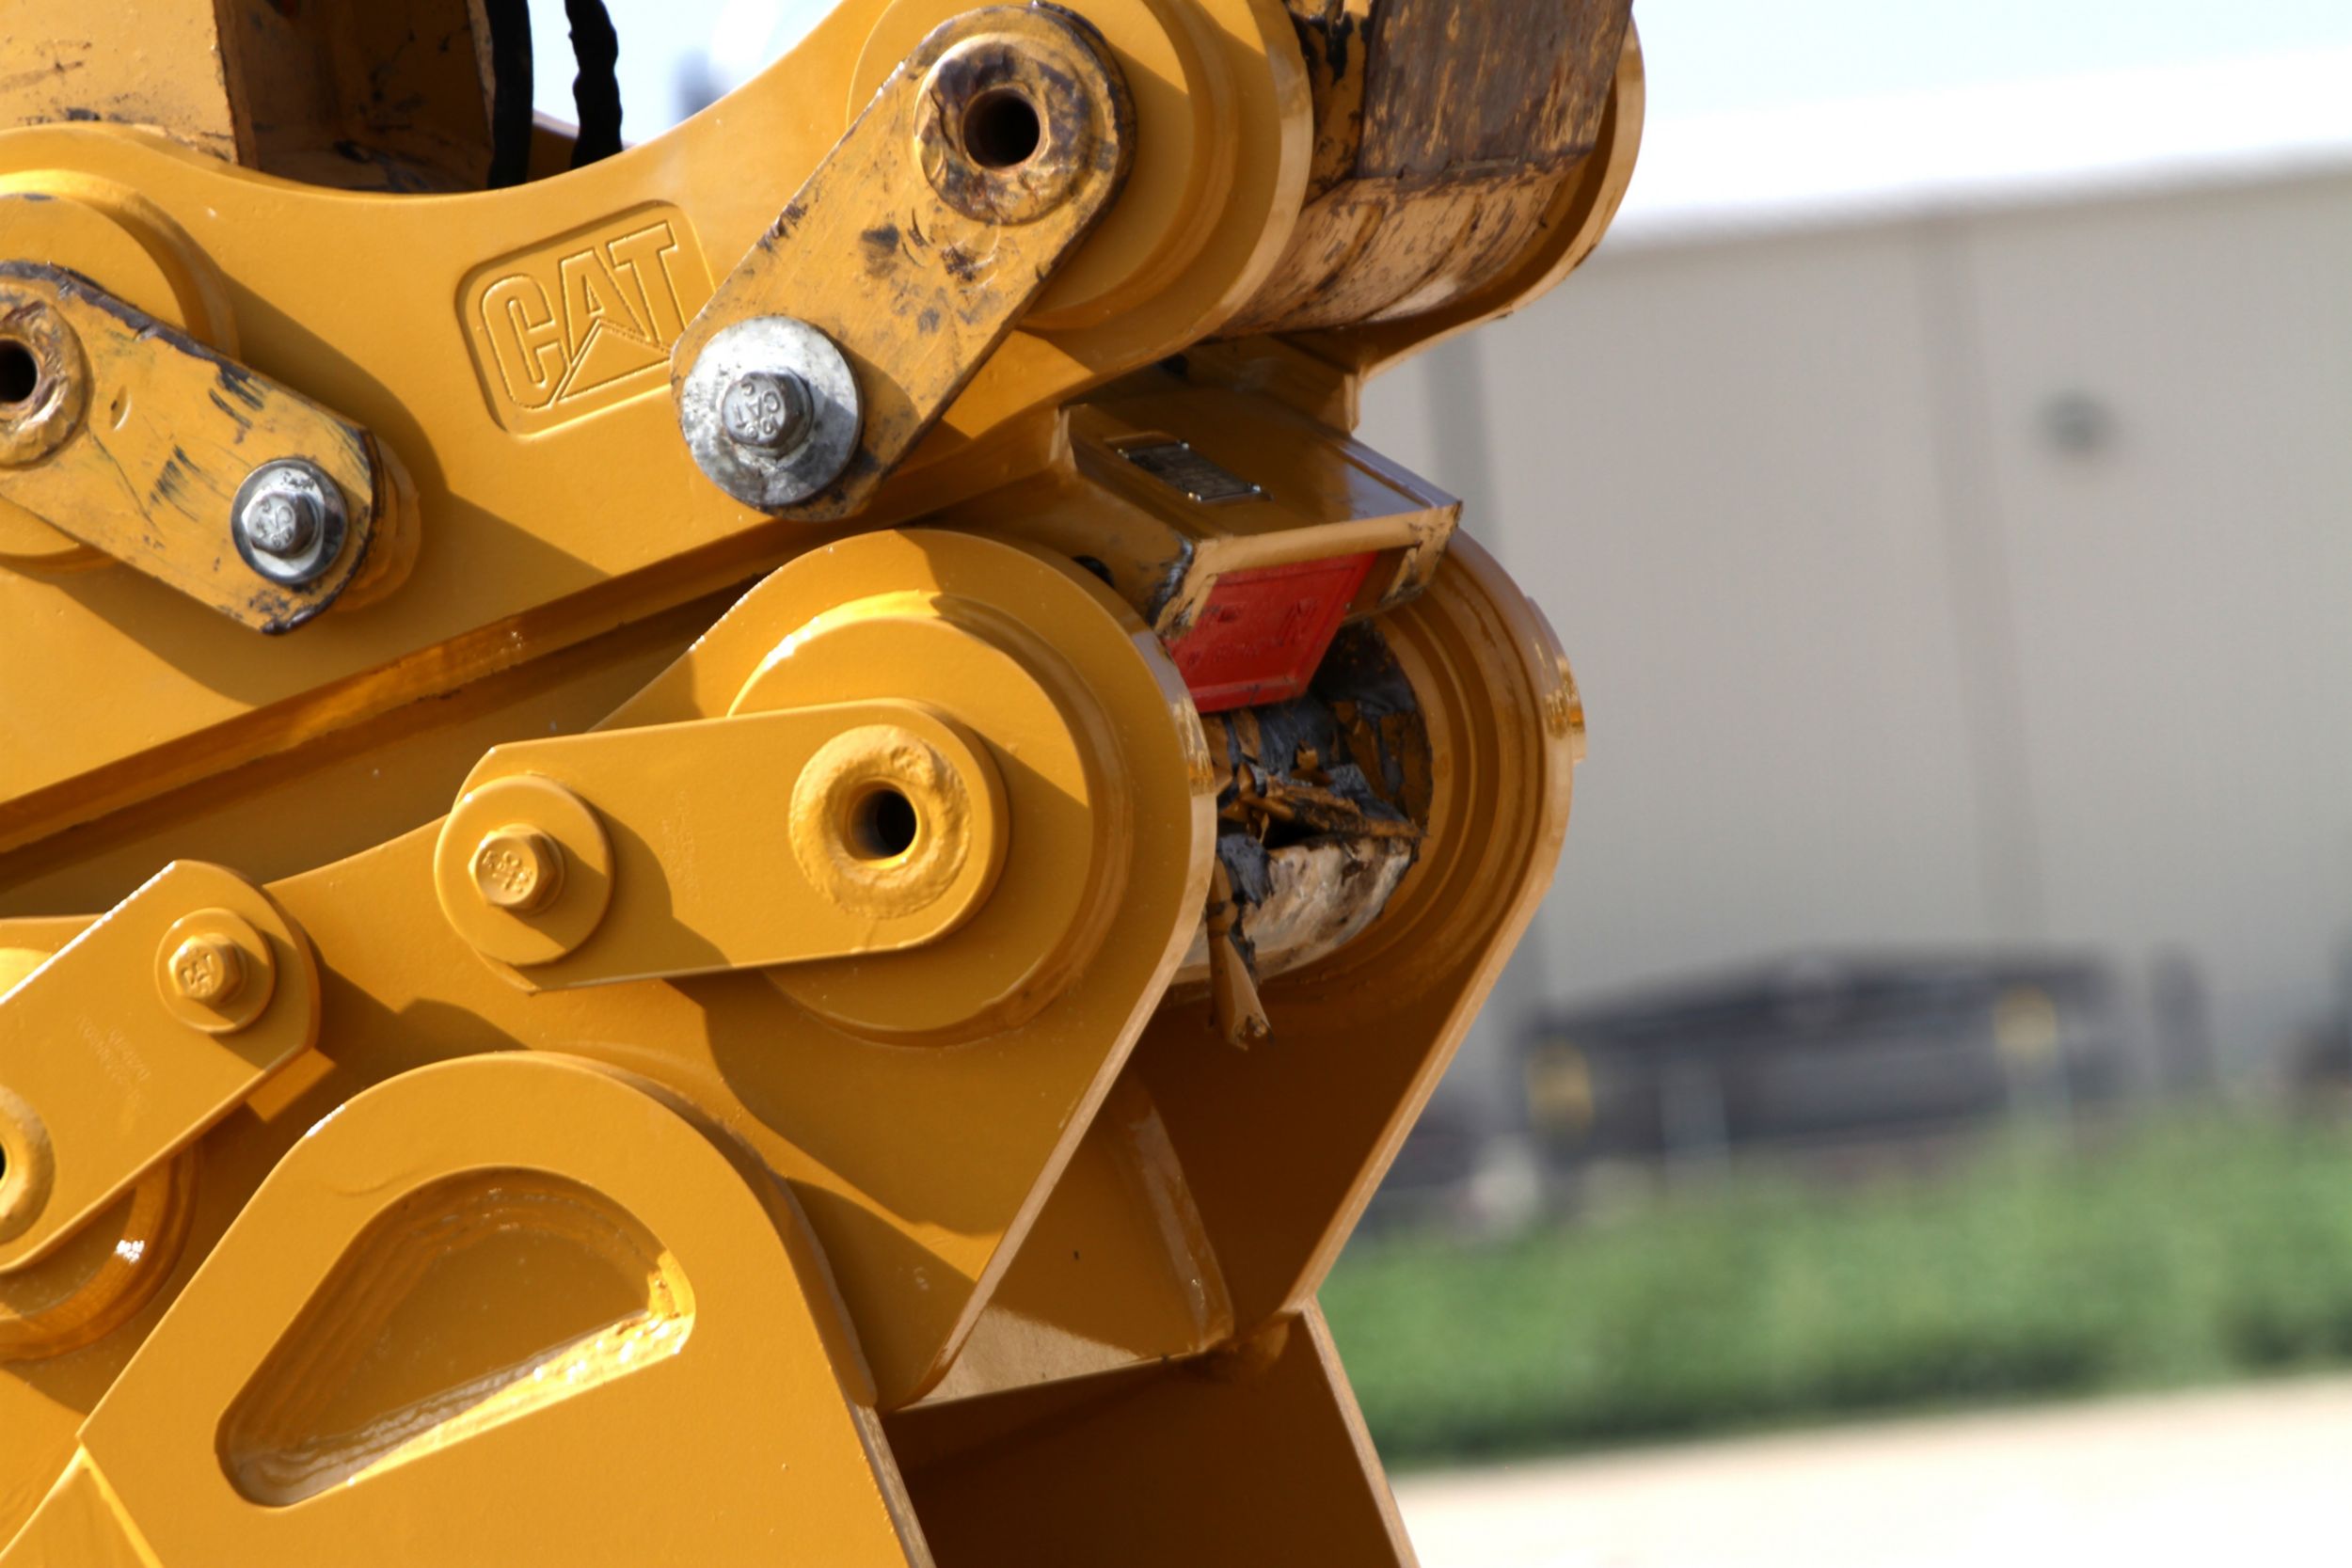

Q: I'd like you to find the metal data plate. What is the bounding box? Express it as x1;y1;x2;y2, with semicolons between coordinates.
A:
1113;438;1264;505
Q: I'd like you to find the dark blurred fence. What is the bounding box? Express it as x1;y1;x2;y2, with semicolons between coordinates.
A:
1373;948;2221;1228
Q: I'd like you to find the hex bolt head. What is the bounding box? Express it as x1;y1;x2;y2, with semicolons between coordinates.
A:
167;934;245;1007
230;458;348;588
242;490;319;557
719;369;815;453
677;317;862;510
153;910;276;1035
472;825;565;913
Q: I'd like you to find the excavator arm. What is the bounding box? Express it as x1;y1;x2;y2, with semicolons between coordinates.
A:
0;0;1637;1560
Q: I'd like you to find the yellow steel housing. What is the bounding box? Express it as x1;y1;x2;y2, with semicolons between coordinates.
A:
0;0;1639;1560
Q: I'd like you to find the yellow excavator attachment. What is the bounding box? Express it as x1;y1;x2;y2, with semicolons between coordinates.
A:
0;0;1637;1559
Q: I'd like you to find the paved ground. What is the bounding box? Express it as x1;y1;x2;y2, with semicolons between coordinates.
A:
1391;1377;2352;1568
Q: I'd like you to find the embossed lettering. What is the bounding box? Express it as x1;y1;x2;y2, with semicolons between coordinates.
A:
480;276;565;404
461;209;712;435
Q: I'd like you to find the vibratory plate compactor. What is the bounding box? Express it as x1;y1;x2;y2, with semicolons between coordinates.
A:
0;0;1636;1559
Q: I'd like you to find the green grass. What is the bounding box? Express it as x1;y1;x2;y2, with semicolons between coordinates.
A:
1320;1116;2352;1465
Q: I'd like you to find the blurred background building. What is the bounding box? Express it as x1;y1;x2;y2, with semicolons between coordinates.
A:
1359;61;2352;1162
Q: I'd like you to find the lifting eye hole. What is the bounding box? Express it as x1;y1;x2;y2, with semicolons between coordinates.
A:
849;786;920;861
962;87;1042;169
0;341;39;406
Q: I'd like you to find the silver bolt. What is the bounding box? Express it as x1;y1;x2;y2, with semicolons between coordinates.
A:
677;317;863;510
230;458;347;588
719;369;815;452
241;490;318;557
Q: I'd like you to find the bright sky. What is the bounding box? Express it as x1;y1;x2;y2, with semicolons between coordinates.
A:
1631;0;2352;115
532;0;2352;223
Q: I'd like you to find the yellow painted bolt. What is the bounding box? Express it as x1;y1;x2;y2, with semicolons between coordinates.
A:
167;934;245;1007
472;826;564;913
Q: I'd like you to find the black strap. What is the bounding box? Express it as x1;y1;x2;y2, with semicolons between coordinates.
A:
485;0;534;188
485;0;624;187
564;0;625;168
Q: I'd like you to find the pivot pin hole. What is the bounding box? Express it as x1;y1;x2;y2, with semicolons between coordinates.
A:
0;341;40;406
963;87;1042;168
849;786;920;861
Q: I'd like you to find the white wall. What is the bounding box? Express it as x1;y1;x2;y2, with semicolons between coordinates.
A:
1360;164;2352;1105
